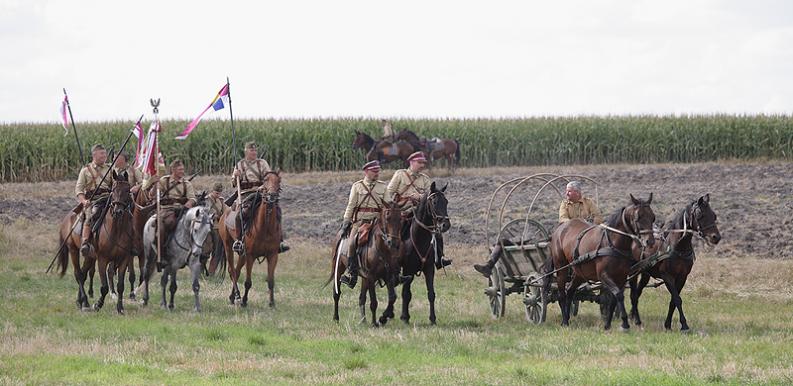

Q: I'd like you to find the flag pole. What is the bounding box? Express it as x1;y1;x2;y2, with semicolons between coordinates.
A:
63;88;86;164
227;76;236;169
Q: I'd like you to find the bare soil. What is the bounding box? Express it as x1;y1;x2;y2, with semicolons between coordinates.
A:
1;161;791;258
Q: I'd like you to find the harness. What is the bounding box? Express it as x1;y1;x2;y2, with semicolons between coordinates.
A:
159;176;188;206
239;160;265;190
397;171;424;204
409;192;449;267
353;181;385;222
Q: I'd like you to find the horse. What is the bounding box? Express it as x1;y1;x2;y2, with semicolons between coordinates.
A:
330;201;404;326
352;130;377;152
140;203;214;311
127;187;156;300
396;129;461;172
219;171;282;308
548;194;656;330
628;194;721;331
76;171;136;314
56;211;97;309
398;182;451;325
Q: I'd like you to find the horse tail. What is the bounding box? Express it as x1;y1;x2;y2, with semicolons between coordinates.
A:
453;140;461;165
56;232;69;278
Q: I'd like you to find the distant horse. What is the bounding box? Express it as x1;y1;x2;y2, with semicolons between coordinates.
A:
549;194;656;330
352;130;376;152
330;201;404;326
140;203;214;311
398;182;451;325
396;129;460;172
353;130;416;166
219;171;283;308
629;194;721;331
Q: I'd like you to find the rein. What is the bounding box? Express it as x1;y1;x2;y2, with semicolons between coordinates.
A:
410;192;447;265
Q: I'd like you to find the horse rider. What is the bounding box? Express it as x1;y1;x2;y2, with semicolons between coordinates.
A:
230;141;289;254
474;180;603;278
207;182;227;265
338;160;390;288
381;119;394;142
76;144;112;258
147;159;196;267
387;151;452;269
112;152;143;194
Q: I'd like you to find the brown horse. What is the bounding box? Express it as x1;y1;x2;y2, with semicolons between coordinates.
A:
549;194;656;330
398;182;451;325
352;130;377;152
330;201;404;326
219;171;282;308
629;194;721;331
353;130;416;166
56;212;96;309
396;129;460;172
128;187;156;300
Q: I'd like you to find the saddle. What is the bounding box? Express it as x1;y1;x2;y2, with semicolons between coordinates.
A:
427;138;444;152
357;222;374;246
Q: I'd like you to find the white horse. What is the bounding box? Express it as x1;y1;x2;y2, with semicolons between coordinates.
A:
140;205;214;311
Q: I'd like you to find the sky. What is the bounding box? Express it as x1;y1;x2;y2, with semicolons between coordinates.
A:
1;0;792;123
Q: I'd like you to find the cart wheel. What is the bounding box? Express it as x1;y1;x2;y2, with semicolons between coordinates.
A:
524;274;546;324
485;265;506;319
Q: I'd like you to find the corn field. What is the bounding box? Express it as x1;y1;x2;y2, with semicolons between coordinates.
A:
1;115;791;182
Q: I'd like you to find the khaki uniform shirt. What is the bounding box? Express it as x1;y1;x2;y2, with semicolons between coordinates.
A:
232;158;272;193
156;175;197;209
75;162;112;199
383;122;394;138
559;197;603;224
114;166;143;188
387;169;431;209
142;161;167;190
343;177;390;223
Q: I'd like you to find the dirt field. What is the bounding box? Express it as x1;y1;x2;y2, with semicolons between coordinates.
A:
1;160;791;259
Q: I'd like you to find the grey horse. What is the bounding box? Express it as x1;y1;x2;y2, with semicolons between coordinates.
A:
140;205;214;311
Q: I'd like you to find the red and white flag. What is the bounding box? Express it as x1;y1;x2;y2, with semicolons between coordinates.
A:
132;122;145;168
59;95;70;135
140;119;161;176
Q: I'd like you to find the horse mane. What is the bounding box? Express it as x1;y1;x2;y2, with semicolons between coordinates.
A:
603;206;625;228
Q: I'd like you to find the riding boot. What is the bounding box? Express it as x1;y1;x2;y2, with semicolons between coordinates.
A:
340;238;359;288
232;215;245;254
474;244;504;278
79;220;93;258
157;211;177;270
434;234;452;269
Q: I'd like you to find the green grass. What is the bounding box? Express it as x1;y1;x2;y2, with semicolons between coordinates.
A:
1;234;793;385
3;115;793;182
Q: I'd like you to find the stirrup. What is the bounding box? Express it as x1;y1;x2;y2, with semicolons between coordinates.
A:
340;273;357;289
435;258;453;269
232;239;244;253
278;243;290;253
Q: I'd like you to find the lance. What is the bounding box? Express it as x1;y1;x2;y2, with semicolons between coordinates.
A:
227;76;237;169
63;88;86;164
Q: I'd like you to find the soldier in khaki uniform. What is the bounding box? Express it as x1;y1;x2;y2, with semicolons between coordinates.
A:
113;152;143;194
474;180;602;278
387;151;452;269
230;141;289;254
153;159;196;265
76;144;112;257
338;160;390;288
381;119;394;141
558;181;603;224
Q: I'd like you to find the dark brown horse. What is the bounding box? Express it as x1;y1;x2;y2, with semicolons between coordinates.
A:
219;171;282;308
629;194;721;331
330;201;404;326
353;130;416;166
398;182;451;325
396;129;460;172
352;130;377;152
549;194;656;330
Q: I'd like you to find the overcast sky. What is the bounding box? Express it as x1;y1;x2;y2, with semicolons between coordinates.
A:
1;0;792;123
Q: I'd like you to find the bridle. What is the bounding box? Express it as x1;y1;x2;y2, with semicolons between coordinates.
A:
597;203;654;248
665;201;719;245
171;208;214;261
410;191;449;264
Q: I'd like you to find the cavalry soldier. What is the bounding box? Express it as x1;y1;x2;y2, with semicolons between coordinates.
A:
381;119;394;141
151;159;196;266
230;141;289;254
338;160;390;288
474;180;603;278
387;151;452;269
112;152;143;194
76;144;112;258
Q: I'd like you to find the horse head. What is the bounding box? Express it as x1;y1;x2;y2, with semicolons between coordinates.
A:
111;170;132;218
418;182;451;233
626;193;656;248
381;200;404;251
352;130;373;150
691;193;721;245
186;206;214;258
261;170;282;202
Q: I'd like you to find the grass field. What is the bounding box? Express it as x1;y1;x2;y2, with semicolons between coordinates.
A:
1;219;793;385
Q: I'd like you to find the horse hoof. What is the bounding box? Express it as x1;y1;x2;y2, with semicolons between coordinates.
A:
194;307;201;313
92;304;101;312
240;302;248;308
168;304;175;311
129;293;136;300
117;309;125;315
372;322;380;328
620;326;630;333
268;302;275;308
378;316;388;325
681;327;691;334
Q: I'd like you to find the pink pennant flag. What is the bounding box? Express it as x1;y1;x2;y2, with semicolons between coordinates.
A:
176;83;229;140
60;95;70;136
132;122;145;168
141;120;161;176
